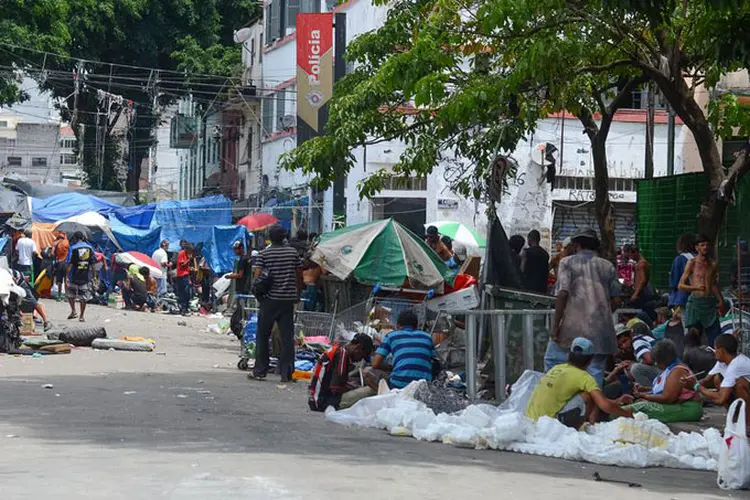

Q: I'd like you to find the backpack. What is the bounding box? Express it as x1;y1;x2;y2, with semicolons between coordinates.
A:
251;268;273;300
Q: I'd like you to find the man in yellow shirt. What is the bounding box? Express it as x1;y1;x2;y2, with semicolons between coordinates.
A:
526;337;634;428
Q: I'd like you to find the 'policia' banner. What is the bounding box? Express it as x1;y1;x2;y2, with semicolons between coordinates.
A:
296;13;333;142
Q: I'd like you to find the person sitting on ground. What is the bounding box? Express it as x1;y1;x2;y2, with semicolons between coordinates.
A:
140;267;157;312
121;264;149;311
606;323;659;389
695;334;750;427
526;337;633;428
12;269;52;332
683;326;716;376
308;333;374;412
623;339;702;423
364;310;435;391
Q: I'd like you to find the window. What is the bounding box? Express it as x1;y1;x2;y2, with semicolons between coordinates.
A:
259;35;263;61
249;38;256;66
262;95;275;137
247;125;254;160
276;90;286;130
0;120;7;128
240;178;247;199
287;0;300;28
7;156;21;167
382;176;427;191
32;157;47;168
59;137;76;149
269;0;281;42
60;153;77;165
265;6;273;43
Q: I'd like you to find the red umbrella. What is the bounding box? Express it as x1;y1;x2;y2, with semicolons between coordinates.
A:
114;251;163;278
237;213;278;231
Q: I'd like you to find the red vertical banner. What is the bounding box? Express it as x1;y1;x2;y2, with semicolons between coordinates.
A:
296;13;334;135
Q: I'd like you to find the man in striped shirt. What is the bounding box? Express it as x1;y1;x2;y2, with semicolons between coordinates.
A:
251;224;303;382
365;310;435;390
608;323;660;388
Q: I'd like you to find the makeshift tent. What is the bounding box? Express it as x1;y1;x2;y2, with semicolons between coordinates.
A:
4;178;136;206
31;222;58;252
153;195;231;252
112;202;157;230
312;218;452;290
205;225;252;274
32;192;122;223
0;185;30;218
109;224;162;256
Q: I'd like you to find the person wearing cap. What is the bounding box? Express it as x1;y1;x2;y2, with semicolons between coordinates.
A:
526;337;633;427
549;228;621;387
151;239;171;297
425;226;452;261
308;333;375;411
607;323;659;389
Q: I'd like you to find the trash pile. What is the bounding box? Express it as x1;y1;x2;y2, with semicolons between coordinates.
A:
325;373;724;472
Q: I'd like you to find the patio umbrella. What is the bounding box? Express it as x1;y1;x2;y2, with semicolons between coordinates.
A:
114;251;163;278
237;213;278;231
312;218;452;290
425;221;486;248
54;211;120;249
54;221;93;241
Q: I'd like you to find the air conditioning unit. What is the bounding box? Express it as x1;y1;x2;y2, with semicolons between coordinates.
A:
279;115;296;130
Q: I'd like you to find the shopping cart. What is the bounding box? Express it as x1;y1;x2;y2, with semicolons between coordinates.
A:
235;294;259;370
331;284;435;343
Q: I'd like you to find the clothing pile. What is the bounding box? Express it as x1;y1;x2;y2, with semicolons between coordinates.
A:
325;373;724;471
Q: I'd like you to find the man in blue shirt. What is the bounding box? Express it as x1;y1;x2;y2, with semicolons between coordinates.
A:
65;231;96;322
365;310;434;390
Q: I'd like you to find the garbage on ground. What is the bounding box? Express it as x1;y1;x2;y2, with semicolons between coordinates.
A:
91;338;155;352
207;319;230;335
325;374;724;472
42;384;54;389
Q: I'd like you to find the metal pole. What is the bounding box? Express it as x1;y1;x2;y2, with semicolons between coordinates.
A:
738;237;743;341
493;313;507;401
523;314;534;371
465;314;477;402
667;104;676;176
645;83;655;179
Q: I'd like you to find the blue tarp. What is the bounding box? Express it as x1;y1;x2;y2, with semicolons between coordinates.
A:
106;217;163;256
32;192;121;223
153;195;231;252
205;225;252;274
112;203;157;230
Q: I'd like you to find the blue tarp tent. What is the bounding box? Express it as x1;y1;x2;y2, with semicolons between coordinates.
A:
205;225;252;274
109;224;163;256
112;203;157;230
153;195;231;252
32;192;121;223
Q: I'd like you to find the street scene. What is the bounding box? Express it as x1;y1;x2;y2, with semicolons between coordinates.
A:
2;0;750;498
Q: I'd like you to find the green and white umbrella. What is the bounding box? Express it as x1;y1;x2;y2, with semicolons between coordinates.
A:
425;220;486;248
312;219;452;290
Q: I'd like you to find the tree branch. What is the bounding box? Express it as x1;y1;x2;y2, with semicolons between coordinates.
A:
578;59;632;75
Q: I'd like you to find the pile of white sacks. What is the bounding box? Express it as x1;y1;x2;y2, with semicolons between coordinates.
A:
325;371;724;471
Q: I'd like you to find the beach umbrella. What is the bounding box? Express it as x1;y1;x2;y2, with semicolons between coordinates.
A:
114;251;163;278
54;211;120;248
237;213;278;231
425;221;486;248
312;218;452;290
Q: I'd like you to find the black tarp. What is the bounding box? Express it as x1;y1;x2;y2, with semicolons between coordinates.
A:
0;185;29;218
485;218;523;289
2;178;136;206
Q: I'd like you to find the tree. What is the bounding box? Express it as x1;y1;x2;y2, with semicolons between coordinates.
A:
279;0;651;259
576;0;750;240
1;0;260;193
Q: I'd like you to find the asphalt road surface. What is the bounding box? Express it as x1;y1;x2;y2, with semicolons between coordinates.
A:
0;300;737;499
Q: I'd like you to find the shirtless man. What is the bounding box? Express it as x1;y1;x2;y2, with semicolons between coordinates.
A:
624;244;657;321
679;234;725;346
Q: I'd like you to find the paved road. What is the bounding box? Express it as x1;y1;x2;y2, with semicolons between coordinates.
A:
0;300;735;499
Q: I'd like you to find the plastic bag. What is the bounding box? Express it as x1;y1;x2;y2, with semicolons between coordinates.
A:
497;370;544;414
244;313;258;344
717;399;750;490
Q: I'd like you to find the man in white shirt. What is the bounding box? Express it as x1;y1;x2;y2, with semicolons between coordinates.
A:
15;229;39;279
696;334;750;415
151;239;170;297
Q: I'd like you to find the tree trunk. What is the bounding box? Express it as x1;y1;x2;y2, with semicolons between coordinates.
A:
591;135;616;262
696;145;750;240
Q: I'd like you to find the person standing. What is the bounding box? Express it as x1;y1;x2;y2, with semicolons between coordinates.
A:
65;231;95;322
549;229;621;387
250;225;302;382
669;233;696;312
521;229;550;294
175;243;195;315
15;229;39;280
226;240;253;317
151;239;170;297
679;234;725;346
623;244;657;321
52;232;70;299
508;234;525;279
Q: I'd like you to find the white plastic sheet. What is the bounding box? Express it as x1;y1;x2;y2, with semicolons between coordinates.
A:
325;371;724;471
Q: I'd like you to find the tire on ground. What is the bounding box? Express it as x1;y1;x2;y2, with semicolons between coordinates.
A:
59;327;107;347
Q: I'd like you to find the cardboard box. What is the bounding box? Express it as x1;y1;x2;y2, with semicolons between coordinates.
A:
426;285;480;312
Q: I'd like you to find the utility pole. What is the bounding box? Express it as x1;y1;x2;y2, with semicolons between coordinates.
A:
667;103;676;175
71;61;84;128
645;82;655;179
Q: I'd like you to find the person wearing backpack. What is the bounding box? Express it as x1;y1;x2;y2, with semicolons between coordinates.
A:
250;224;302;382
